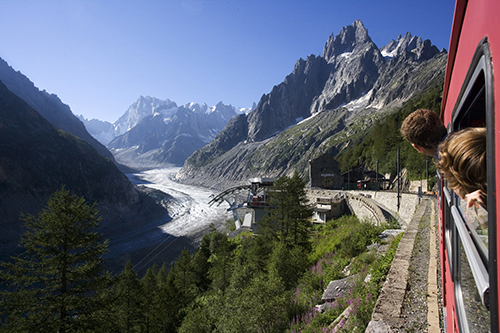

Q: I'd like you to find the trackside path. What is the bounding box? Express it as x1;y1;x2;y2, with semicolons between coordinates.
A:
366;197;442;332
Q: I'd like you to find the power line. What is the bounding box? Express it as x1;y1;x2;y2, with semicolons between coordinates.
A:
132;233;174;272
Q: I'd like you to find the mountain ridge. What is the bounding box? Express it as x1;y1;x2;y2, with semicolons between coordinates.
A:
0;57;115;161
81;96;254;169
0;78;172;272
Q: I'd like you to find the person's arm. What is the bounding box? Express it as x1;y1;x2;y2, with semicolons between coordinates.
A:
465;190;486;209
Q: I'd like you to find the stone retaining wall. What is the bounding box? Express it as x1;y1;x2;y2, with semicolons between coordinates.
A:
346;190;421;227
345;193;386;225
306;189;420;227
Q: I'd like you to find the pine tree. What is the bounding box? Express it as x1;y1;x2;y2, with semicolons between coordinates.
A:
261;172;313;249
191;235;212;293
140;267;158;333
156;267;183;332
206;231;234;294
114;261;143;332
268;242;310;290
219;273;288;333
173;250;198;305
0;187;113;333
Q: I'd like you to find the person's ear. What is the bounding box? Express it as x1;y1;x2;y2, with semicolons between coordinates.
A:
412;143;425;153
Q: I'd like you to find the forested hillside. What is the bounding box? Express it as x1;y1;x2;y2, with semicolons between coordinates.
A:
336;77;443;184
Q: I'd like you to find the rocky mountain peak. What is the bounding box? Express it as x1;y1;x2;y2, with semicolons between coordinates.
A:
311;20;384;115
380;32;440;61
412;39;441;61
292;54;321;77
114;96;177;136
183;102;209;114
322;20;372;62
176;20;447;189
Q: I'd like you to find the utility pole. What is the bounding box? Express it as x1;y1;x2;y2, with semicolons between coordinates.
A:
426;157;429;192
397;148;401;211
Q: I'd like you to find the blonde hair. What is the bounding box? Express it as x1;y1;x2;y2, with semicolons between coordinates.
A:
436;127;487;199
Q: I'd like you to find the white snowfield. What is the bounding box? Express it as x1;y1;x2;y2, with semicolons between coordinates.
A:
128;168;231;238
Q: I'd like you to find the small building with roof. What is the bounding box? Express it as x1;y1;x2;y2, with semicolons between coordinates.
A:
308;155;343;190
311;192;347;223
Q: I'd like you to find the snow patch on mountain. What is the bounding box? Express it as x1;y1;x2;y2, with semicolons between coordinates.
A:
339;52;353;59
380;49;397;59
345;89;376;112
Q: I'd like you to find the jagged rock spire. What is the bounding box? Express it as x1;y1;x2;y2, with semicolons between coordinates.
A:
379;32;440;61
322;20;372;62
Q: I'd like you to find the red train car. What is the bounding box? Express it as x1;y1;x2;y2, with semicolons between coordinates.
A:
439;0;500;331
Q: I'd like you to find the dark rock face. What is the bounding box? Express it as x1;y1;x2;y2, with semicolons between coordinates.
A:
176;20;447;189
0;79;167;270
368;51;447;109
0;80;135;204
0;57;114;161
247;54;329;142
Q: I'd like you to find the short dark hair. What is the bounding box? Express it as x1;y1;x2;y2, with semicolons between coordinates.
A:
401;109;447;149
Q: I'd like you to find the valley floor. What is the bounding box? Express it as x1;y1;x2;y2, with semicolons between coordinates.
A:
128;168;232;240
114;168;232;273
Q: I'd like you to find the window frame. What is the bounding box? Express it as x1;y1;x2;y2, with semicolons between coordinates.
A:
445;37;495;332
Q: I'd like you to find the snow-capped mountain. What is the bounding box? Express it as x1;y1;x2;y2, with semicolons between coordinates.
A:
114;96;178;136
80;96;254;169
77;116;115;145
79;96;178;145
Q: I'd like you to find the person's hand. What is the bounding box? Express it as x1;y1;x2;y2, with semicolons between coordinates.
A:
465;190;485;208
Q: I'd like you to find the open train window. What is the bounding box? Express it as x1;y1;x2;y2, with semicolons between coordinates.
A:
452;59;487;129
447;37;494;332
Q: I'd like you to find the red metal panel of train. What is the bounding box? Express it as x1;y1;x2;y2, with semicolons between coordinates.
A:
440;0;500;331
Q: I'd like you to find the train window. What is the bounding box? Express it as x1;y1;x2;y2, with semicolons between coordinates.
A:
453;73;486;129
447;37;494;331
452;60;489;266
459;197;488;262
459;238;491;331
443;182;454;274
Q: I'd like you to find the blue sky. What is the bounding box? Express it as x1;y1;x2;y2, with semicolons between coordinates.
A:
0;0;455;122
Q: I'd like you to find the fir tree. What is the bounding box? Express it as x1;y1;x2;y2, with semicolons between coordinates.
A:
206;231;234;294
113;261;142;332
261;172;313;249
0;187;113;333
140;267;158;333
